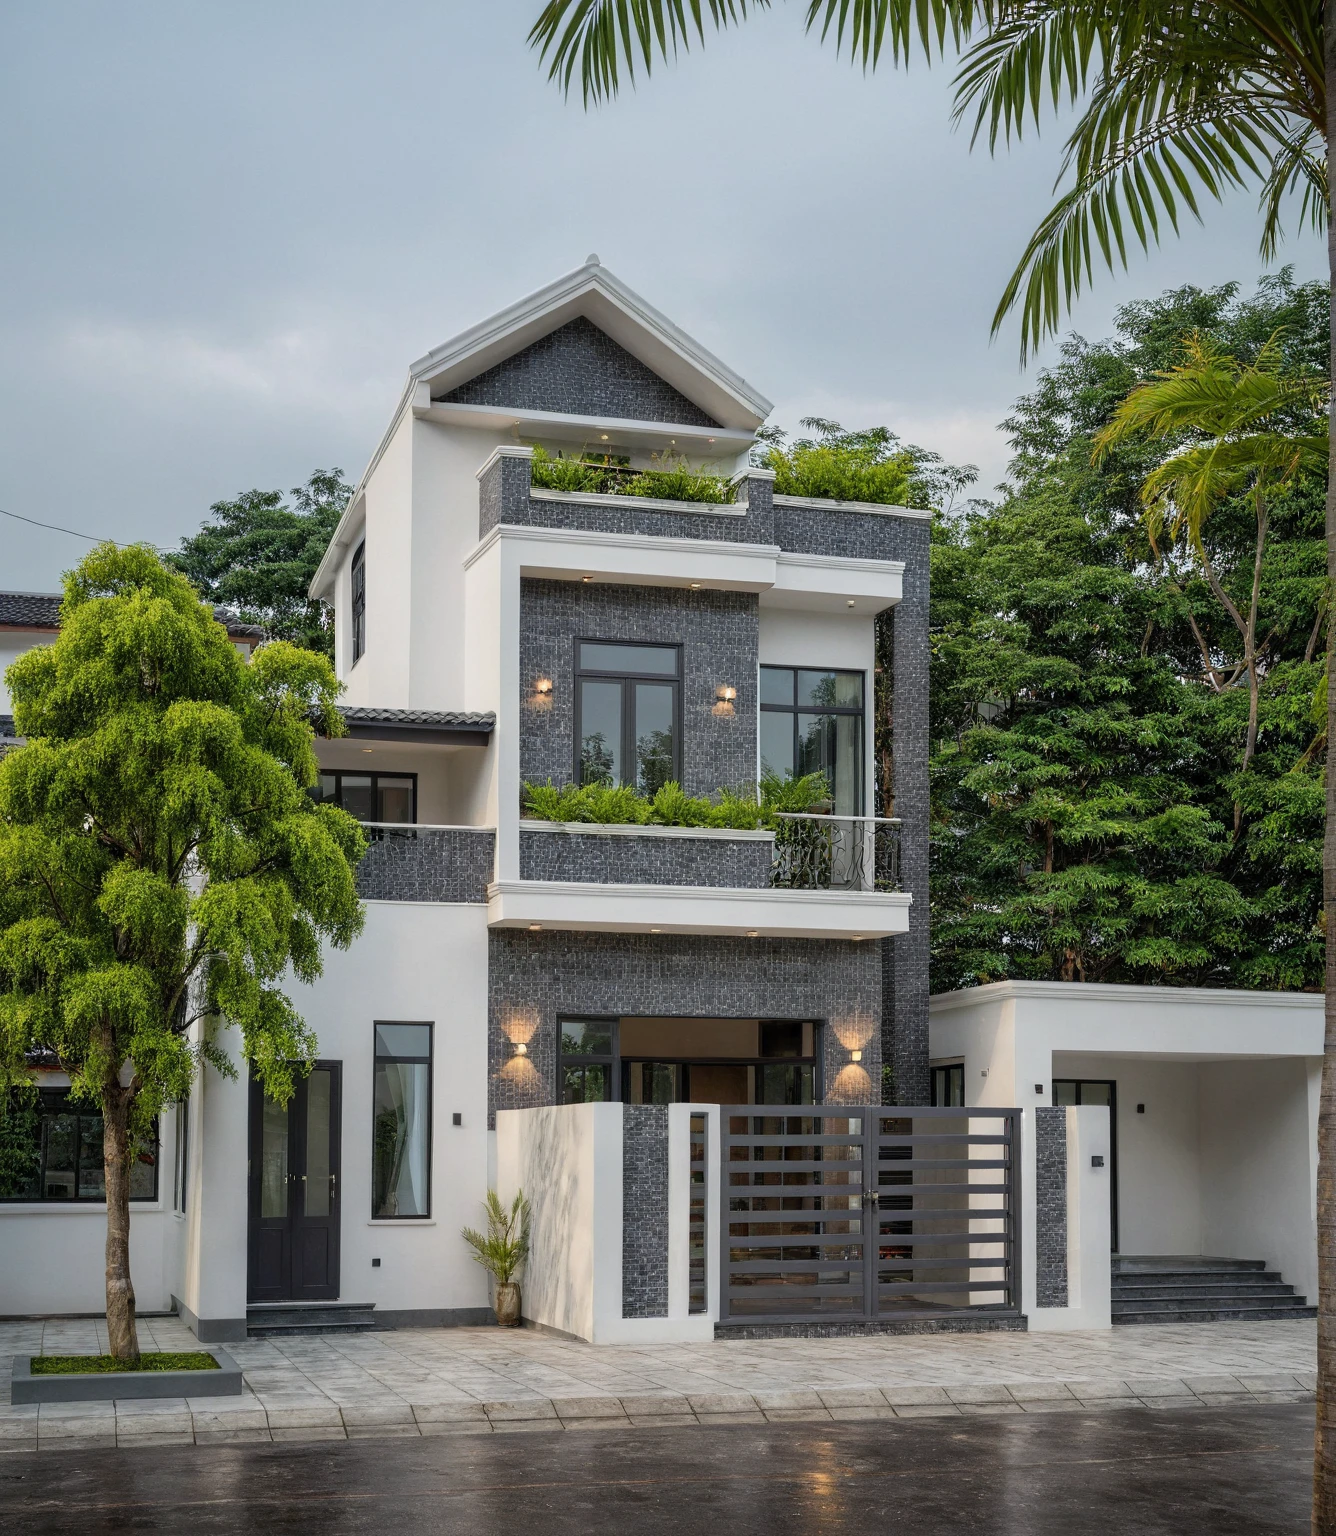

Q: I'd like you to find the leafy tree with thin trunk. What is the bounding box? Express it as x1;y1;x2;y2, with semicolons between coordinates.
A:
0;545;365;1359
524;1;1336;1520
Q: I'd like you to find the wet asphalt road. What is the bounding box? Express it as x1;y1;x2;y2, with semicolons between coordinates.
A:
0;1401;1314;1535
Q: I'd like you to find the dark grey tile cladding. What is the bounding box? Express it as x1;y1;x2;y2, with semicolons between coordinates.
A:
720;1316;1028;1339
519;828;773;888
438;316;721;428
622;1105;670;1318
355;830;494;903
487;930;882;1125
1035;1106;1069;1308
520;579;758;799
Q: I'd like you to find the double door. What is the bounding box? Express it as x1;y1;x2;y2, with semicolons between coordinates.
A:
247;1063;342;1302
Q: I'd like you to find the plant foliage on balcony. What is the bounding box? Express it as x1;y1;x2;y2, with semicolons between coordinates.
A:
756;419;977;511
529;446;731;504
521;771;830;830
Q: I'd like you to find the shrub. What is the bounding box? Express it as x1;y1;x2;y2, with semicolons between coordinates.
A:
529;446;731;505
521;773;830;829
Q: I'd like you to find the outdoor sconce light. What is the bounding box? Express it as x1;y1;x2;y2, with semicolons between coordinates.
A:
535;678;553;696
850;1049;863;1064
713;684;736;718
514;1041;528;1057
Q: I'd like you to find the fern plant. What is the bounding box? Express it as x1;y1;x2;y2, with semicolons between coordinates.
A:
461;1189;531;1285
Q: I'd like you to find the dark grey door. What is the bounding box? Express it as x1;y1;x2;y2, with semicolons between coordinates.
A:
248;1063;341;1302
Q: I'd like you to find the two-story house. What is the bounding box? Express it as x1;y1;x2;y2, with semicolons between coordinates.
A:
2;261;945;1341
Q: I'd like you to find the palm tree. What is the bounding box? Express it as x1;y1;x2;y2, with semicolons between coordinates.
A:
1094;332;1326;799
525;2;1336;1523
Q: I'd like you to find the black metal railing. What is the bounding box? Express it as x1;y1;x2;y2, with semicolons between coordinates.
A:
718;1106;1019;1326
768;814;901;892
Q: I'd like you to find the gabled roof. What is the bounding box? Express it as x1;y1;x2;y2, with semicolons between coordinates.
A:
0;592;266;642
411;258;771;433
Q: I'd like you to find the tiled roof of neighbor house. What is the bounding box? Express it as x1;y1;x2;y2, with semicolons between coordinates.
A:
337;706;495;732
0;591;267;640
0;714;16;738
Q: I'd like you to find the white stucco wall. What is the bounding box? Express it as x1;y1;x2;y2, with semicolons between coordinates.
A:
0;630;55;713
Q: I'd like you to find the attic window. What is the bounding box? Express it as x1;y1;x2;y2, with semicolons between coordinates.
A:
351;542;366;665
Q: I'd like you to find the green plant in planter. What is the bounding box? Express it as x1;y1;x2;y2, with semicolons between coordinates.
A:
529;445;603;493
622;459;730;504
463;1190;531;1325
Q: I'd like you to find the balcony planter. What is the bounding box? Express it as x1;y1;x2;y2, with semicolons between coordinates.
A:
11;1349;243;1404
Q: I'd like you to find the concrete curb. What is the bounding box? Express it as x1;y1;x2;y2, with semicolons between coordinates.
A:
10;1350;242;1405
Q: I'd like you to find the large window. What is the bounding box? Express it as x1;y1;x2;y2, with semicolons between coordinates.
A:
559;1019;616;1104
315;772;416;826
576;641;681;793
173;1098;189;1214
372;1023;432;1219
759;667;865;816
351;542;366;665
0;1090;158;1203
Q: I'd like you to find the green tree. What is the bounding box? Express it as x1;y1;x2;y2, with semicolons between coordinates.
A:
0;545;366;1358
169;469;351;656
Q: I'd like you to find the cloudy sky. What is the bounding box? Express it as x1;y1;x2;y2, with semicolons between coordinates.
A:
2;2;1325;591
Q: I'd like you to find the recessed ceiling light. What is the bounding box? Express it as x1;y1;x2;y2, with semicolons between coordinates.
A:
361;747;374;753
689;582;702;590
528;924;542;932
746;930;760;938
601;433;609;440
847;599;856;608
582;575;594;583
650;928;661;934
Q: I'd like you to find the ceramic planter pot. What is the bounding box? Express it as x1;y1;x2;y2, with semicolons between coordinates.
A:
494;1281;522;1327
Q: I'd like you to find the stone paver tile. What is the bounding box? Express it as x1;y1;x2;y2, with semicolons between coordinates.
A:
618;1394;689;1417
627;1413;698;1428
1138;1395;1203;1411
190;1405;269;1433
1004;1381;1076;1403
269;1426;348;1443
1067;1380;1136;1400
489;1419;566;1435
1294;1373;1318;1392
688;1393;760;1415
815;1388;885;1409
484;1398;558;1422
1015;1399;1088;1414
347;1421;421;1439
561;1416;633;1431
550;1396;625;1419
753;1389;826;1412
762;1407;832;1423
0;1406;39;1437
957;1403;1025;1416
417;1420;493;1437
694;1410;767;1425
341;1402;416;1428
946;1384;1015;1405
412;1401;488;1424
828;1406;898;1422
1124;1378;1191;1398
881;1385;953;1407
263;1402;345;1430
889;1403;962;1419
1250;1390;1314;1404
1237;1373;1311;1393
195;1428;274;1445
1180;1375;1248;1397
115;1398;190;1417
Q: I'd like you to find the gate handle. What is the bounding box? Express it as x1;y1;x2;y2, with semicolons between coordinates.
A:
862;1190;879;1206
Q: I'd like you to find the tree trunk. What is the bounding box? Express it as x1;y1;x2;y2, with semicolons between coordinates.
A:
1315;6;1336;1523
102;1081;140;1360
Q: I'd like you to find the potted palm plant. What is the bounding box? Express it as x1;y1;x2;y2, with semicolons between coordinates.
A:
462;1190;530;1326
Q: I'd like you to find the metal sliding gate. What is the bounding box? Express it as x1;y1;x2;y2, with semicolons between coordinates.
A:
719;1106;1020;1325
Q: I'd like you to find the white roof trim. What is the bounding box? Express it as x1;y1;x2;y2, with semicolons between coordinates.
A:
410;260;771;432
929;978;1324;1011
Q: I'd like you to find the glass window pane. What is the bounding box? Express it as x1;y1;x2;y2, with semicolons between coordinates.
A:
561;1020;613;1056
129;1137;156;1200
797;713;862;814
0;1099;42;1198
41;1112;77;1199
629;1063;678;1105
317;774;337;803
304;1070;332;1218
261;1096;289;1217
759;1022;804;1058
562;1064;608;1104
579;643;678;676
339;775;375;822
634;683;676;794
1052;1081;1078;1107
759;712;795;782
797;670;863;709
579;680;622;784
377;779;414;824
1079;1082;1112;1107
759;667;794;707
373;1060;430;1217
78;1113;107;1198
375;1023;432;1059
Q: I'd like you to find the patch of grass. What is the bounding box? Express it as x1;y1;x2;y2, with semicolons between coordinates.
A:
30;1351;220;1375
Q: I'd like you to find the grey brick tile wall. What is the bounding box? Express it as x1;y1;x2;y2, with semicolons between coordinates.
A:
519;578;758;798
519;828;773;888
1035;1106;1069;1308
439;316;721;427
622;1105;670;1318
355;829;495;903
487;930;882;1125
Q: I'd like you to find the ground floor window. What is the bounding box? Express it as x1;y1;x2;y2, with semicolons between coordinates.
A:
559;1017;819;1106
372;1023;432;1219
173;1098;189;1213
0;1090;158;1203
930;1063;965;1106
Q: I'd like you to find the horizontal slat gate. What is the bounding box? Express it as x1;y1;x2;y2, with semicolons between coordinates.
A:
720;1107;1020;1324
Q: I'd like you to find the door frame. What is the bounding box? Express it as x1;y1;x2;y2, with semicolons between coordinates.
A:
1052;1078;1118;1252
246;1062;343;1303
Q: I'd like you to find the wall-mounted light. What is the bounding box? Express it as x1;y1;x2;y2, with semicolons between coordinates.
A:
850;1049;863;1063
689;582;702;591
847;599;856;609
514;1041;528;1057
713;683;737;719
600;433;609;441
535;678;553;696
582;575;594;583
528;923;542;932
746;930;760;939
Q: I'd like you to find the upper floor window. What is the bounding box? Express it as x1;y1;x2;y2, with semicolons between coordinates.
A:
315;772;416;826
576;641;680;793
0;1090;158;1203
351;542;366;665
759;667;865;816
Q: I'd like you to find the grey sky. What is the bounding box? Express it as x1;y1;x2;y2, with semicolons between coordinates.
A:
2;1;1325;591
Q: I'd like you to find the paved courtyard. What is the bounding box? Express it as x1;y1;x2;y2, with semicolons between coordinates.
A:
0;1314;1316;1452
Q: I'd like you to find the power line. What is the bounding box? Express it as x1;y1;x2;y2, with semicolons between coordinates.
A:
0;506;134;546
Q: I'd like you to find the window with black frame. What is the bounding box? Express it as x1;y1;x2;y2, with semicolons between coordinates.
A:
759;667;865;815
576;642;680;793
173;1098;189;1213
0;1090;158;1202
372;1023;432;1219
315;772;416;833
351;542;366;664
559;1019;616;1104
931;1063;965;1107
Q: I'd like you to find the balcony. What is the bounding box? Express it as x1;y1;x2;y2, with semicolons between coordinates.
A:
769;814;901;893
355;824;496;904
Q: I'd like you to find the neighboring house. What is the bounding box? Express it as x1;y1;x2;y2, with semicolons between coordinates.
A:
1;261;937;1340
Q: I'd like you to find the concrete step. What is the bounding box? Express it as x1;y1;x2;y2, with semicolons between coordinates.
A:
246;1301;378;1337
1113;1303;1317;1325
1112;1255;1268;1275
1112;1280;1294;1299
1112;1292;1309;1314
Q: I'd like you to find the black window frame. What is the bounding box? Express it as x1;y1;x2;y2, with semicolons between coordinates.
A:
372;1020;434;1221
316;771;418;827
574;639;683;791
350;541;366;666
558;1016;619;1105
758;664;867;814
0;1088;159;1204
930;1063;965;1107
173;1097;189;1214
